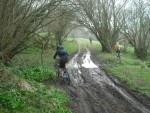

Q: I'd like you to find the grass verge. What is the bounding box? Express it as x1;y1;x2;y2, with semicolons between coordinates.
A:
93;46;150;96
0;39;78;113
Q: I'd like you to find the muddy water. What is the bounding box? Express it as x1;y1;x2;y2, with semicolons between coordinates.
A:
66;49;150;113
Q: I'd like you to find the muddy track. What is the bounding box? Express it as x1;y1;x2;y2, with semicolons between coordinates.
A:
64;49;150;113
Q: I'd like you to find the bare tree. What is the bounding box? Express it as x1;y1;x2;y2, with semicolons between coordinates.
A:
49;5;75;46
74;0;127;52
122;0;150;59
0;0;63;64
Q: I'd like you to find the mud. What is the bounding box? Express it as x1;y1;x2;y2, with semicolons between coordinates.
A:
65;49;150;113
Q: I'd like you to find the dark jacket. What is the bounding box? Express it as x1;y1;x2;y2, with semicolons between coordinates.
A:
53;47;68;59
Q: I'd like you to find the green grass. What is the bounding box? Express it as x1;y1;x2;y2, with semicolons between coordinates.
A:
0;64;72;113
22;47;42;54
16;65;56;82
0;77;71;113
94;46;150;96
12;48;56;82
64;39;78;54
107;66;150;94
76;38;101;49
39;32;48;37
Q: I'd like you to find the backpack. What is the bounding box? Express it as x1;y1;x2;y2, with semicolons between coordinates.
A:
57;47;68;57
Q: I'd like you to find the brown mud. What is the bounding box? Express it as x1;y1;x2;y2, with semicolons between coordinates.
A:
45;49;150;113
64;50;150;113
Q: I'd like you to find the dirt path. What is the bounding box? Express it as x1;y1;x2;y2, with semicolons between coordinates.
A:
64;49;150;113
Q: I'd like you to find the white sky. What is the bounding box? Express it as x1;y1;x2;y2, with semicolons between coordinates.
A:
117;0;150;10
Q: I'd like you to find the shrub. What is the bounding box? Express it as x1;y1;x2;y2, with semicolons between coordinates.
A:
0;90;25;110
18;65;56;82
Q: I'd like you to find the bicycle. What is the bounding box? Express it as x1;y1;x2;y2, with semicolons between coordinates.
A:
60;68;70;85
55;61;70;85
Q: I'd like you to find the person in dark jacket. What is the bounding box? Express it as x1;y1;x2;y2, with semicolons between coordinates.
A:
53;45;69;69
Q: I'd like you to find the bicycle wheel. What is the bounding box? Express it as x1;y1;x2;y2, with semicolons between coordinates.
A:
55;68;59;79
63;71;70;85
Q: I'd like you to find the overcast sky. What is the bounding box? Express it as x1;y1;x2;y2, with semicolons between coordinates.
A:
117;0;150;10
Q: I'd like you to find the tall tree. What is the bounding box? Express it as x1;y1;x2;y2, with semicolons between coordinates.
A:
122;0;150;59
0;0;63;64
74;0;127;52
51;6;75;45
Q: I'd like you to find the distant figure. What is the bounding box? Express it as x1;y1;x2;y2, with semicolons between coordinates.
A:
89;38;92;44
114;42;123;62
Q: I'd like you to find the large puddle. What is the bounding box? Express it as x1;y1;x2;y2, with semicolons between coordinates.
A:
81;50;98;69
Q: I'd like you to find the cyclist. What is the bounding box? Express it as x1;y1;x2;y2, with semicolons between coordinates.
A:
114;42;121;62
53;45;69;77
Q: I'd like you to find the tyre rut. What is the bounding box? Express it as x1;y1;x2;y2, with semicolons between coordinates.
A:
66;49;150;113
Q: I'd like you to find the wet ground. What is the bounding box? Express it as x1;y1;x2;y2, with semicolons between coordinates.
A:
65;49;150;113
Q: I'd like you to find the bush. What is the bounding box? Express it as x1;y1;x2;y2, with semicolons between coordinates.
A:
0;82;72;113
0;90;25;110
18;65;56;81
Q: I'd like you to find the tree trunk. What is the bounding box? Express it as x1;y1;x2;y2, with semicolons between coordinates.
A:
101;43;112;53
0;50;15;65
134;47;147;59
